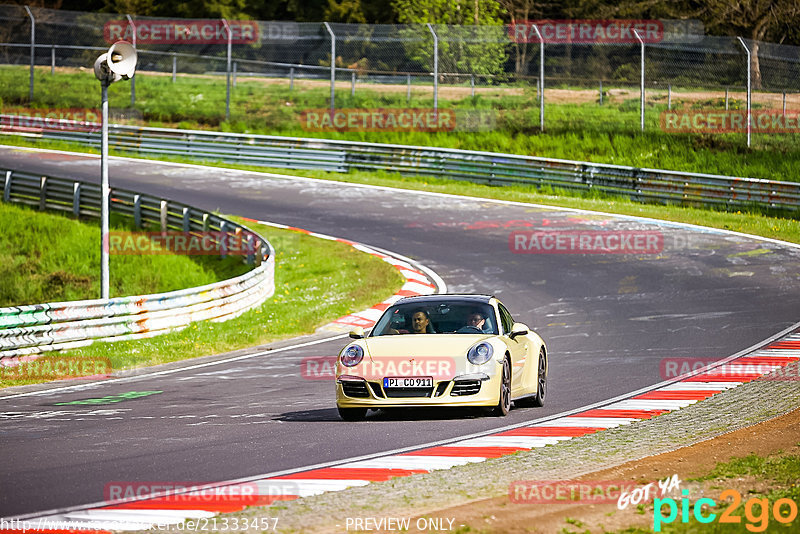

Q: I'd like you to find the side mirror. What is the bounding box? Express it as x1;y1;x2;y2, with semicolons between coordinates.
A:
509;322;529;340
349;327;365;339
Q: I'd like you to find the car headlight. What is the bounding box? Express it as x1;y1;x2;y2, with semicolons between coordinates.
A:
340;344;364;367
467;342;493;365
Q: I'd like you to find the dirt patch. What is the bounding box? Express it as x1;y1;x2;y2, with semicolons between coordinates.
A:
405;407;800;533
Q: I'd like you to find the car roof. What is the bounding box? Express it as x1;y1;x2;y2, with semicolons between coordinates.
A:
393;294;495;306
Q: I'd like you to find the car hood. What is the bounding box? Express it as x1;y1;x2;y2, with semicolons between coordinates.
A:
362;334;494;361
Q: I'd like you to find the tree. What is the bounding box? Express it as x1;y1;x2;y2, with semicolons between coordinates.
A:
702;0;800;89
392;0;508;78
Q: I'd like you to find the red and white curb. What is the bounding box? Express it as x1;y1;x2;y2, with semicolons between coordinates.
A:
8;330;799;532
244;220;444;333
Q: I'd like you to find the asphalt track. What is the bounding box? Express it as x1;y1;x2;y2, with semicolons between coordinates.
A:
1;146;800;517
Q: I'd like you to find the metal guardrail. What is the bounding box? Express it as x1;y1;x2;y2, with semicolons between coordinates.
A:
1;118;798;212
0;168;275;360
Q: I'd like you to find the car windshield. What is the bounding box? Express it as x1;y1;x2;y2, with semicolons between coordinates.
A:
371;301;498;336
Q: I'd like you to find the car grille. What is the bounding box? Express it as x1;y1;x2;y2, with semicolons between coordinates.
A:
341;380;370;398
434;381;450;397
451;379;482;396
367;381;385;398
384;387;434;398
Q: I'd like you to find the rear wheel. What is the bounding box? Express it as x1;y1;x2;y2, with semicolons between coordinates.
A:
337;407;367;421
491;357;511;417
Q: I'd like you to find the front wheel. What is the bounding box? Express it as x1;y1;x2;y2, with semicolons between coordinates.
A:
337;407;367;421
531;348;547;407
490;357;511;417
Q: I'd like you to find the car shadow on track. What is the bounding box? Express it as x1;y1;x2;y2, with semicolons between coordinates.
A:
275;406;492;422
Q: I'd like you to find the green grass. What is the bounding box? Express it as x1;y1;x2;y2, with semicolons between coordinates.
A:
0;201;249;306
0;218;405;388
4;65;800;184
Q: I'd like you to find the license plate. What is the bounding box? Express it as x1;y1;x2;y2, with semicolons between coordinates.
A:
383;377;433;388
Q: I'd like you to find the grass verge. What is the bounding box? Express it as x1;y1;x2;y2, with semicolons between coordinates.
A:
0;218;405;389
0;201;249;306
3;65;800;182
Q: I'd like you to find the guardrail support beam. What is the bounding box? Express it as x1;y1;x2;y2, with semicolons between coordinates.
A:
3;171;11;203
72;182;81;217
160;200;168;234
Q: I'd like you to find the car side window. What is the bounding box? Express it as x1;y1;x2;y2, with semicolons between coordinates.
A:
498;304;514;335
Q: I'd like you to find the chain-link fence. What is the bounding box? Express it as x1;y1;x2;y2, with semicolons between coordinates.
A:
2;5;800;145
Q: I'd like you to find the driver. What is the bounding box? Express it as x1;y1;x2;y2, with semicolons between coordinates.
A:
466;311;486;331
410;309;432;334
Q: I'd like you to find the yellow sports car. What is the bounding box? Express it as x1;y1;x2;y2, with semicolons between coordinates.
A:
335;294;547;421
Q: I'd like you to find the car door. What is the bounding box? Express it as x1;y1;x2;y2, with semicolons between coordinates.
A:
498;303;530;395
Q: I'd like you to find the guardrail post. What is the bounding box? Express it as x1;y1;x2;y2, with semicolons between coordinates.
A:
324;22;335;114
737;37;752;147
202;212;209;232
246;233;254;265
160;200;168;235
72;182;81;217
24;6;34;102
126;15;136;109
427;23;438;112
39;176;46;211
633;29;645;132
182;207;191;232
3;171;11;203
220;220;228;258
133;194;141;227
222;18;232;121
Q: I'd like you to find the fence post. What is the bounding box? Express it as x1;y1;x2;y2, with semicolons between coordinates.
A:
407;73;411;103
668;84;672;110
24;6;34;102
471;74;475;97
324;22;335;114
725;88;729;110
783;91;786;115
599;80;603;105
633;29;645;132
289;67;294;91
233;61;237;87
427;23;438;112
126;15;136;109
51;45;55;75
222;19;232;121
172;54;177;82
737;37;751;147
530;24;544;132
351;70;355;96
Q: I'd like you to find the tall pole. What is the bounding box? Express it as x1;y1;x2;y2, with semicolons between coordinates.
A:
531;24;544;132
24;6;34;103
324;22;335;115
427;23;438;112
634;29;645;132
126;15;136;108
737;37;751;147
101;82;110;299
222;19;232;121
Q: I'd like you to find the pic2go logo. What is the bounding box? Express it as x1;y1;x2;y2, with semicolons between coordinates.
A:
654;489;799;532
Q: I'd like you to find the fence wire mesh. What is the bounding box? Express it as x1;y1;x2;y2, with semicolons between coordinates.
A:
2;5;800;147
